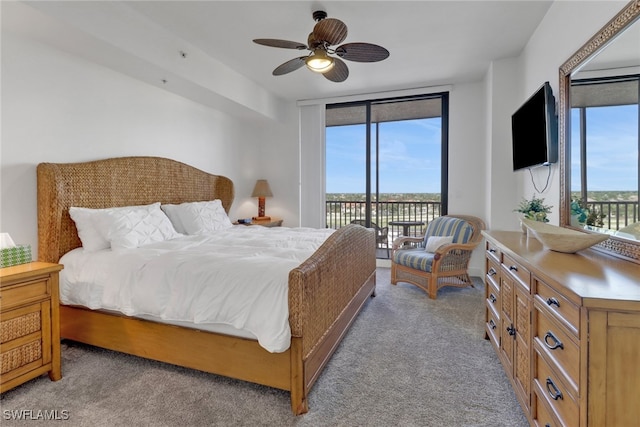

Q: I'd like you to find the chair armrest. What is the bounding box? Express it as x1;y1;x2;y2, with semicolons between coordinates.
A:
392;236;423;250
433;242;479;256
431;242;480;269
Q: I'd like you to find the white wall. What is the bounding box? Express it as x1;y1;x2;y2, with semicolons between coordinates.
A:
0;32;296;256
505;0;629;225
484;57;520;232
448;82;488;275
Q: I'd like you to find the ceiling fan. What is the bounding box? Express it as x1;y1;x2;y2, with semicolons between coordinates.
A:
253;10;389;83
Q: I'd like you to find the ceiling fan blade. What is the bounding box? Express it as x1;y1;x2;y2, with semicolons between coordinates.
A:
273;57;306;76
335;43;390;62
313;18;348;46
323;57;349;82
253;39;307;50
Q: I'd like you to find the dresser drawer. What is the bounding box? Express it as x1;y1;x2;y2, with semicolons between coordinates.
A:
534;278;580;337
502;253;530;291
486;257;500;289
486;240;501;262
534;350;579;427
534;309;579;398
486;303;500;349
486;275;500;313
533;390;561;427
0;279;50;310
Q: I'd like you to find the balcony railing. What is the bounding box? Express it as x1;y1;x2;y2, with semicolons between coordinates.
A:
326;199;639;240
586;201;639;230
326;200;442;239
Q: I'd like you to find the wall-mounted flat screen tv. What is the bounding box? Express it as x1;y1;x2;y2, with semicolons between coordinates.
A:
511;81;558;171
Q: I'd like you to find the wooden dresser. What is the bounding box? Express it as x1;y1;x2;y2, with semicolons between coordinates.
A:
0;262;63;392
482;230;640;427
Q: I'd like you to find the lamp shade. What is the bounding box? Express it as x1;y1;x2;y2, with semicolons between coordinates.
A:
305;51;335;73
251;180;273;198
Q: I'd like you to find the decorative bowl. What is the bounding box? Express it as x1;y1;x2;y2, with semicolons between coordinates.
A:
521;218;609;253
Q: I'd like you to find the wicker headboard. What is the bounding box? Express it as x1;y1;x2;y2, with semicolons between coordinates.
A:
37;156;234;263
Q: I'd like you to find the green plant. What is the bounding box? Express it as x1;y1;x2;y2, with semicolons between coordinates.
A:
514;195;552;222
586;209;606;227
570;198;589;224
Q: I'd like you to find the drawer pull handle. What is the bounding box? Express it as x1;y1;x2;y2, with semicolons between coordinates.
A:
546;297;560;308
544;331;564;350
545;424;551;427
509;265;518;272
489;319;497;330
506;325;516;337
489;293;497;303
488;267;497;277
489;248;496;253
546;377;563;401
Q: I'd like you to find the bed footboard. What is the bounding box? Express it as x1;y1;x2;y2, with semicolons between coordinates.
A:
288;224;376;414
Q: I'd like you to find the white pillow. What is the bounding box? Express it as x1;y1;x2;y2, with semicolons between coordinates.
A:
70;204;155;252
160;204;187;234
69;203;179;252
424;235;454;253
96;203;181;250
69;206;111;252
169;200;233;235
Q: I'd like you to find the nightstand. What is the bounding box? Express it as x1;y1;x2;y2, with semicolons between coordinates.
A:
0;262;64;393
236;217;283;227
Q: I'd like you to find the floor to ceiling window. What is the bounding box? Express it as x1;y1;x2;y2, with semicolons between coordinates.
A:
571;75;639;232
325;93;449;258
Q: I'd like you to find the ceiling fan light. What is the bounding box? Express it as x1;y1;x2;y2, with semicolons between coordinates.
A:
305;51;335;73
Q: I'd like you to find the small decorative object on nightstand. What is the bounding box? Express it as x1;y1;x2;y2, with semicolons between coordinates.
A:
251;179;273;221
0;262;64;393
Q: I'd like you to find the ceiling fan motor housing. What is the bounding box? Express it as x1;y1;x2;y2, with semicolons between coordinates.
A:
312;10;327;22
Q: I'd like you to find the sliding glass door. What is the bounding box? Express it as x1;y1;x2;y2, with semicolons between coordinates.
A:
325;93;448;257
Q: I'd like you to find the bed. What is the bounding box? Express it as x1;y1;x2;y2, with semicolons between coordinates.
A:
36;156;376;415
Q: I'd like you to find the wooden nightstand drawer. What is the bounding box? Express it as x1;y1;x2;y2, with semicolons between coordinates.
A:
1;339;43;376
1;304;42;344
1;278;50;310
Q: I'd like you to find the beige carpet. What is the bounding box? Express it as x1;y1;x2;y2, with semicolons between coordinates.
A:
1;268;528;426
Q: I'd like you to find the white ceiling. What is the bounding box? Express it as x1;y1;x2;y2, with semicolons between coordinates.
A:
7;1;555;106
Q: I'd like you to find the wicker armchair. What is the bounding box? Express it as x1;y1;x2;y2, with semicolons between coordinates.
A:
350;219;390;257
390;215;485;299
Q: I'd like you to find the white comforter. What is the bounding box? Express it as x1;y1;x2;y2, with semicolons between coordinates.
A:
59;226;334;353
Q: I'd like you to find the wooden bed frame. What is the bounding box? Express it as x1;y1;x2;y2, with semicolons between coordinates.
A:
36;156;376;415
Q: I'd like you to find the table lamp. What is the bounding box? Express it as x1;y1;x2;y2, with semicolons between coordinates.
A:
251;179;273;220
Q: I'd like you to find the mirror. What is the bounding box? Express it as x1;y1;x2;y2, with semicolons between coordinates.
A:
559;1;640;261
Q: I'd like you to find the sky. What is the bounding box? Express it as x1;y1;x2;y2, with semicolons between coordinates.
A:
326;118;442;194
571;104;638;192
325;103;638;195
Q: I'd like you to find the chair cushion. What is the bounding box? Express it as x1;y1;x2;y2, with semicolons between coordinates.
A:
424;235;454;252
392;248;435;272
422;217;474;246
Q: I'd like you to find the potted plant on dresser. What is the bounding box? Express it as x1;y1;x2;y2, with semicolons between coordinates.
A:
514;195;552;232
